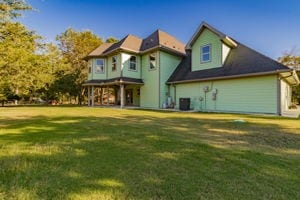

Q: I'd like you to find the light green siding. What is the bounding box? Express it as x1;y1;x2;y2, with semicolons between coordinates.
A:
191;29;222;71
107;54;121;79
91;58;107;79
175;75;278;114
140;52;159;108
121;53;141;79
159;51;181;107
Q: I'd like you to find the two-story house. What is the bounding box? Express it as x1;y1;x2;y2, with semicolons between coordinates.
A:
83;22;299;115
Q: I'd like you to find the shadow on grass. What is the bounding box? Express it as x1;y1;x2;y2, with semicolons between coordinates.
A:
0;112;299;199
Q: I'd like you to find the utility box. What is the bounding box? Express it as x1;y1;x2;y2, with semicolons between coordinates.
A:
179;98;190;111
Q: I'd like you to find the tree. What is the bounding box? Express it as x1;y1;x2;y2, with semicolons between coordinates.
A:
0;22;46;101
278;52;300;104
105;37;118;43
56;28;102;104
0;0;31;22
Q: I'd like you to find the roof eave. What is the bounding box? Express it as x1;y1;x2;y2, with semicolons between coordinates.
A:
167;69;291;84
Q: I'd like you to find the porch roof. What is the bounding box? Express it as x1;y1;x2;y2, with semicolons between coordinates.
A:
83;77;144;86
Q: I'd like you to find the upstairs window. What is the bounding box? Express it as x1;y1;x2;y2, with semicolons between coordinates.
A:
201;44;211;63
88;60;92;73
149;53;156;70
95;59;105;73
112;56;117;71
129;56;137;71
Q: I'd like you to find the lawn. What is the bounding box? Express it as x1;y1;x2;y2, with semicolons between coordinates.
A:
0;107;299;200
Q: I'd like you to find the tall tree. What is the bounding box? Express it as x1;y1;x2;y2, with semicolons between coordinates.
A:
0;0;37;104
0;22;44;98
106;37;119;43
0;0;31;22
56;28;102;104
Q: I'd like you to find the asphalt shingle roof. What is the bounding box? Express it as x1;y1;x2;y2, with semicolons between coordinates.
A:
86;30;185;57
168;42;290;83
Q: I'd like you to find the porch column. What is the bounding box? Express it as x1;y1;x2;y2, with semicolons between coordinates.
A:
87;86;91;106
107;86;110;105
91;86;95;106
120;84;124;109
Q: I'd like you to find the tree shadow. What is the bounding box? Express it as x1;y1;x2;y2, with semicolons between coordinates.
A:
0;111;299;199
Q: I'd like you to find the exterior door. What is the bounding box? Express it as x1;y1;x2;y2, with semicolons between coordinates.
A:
126;89;133;105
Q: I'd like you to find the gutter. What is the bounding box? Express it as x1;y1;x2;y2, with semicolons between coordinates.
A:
85;46;186;59
167;69;292;84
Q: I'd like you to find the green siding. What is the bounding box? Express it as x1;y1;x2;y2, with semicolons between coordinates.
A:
91;58;107;79
191;29;222;71
175;75;278;114
121;53;141;79
107;54;121;79
159;51;181;107
140;52;159;108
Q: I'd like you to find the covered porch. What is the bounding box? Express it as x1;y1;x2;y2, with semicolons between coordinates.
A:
83;77;143;108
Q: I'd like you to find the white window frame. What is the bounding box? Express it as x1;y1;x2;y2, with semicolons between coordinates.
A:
112;56;117;71
149;52;156;70
95;59;105;74
129;56;137;71
201;44;211;63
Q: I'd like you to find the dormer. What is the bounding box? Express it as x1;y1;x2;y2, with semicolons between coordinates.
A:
186;22;237;72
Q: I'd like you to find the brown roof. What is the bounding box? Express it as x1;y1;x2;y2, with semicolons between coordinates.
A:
87;43;114;57
102;34;143;55
86;30;186;57
140;30;185;55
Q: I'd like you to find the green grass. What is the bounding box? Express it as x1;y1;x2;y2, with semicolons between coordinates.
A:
0;107;299;200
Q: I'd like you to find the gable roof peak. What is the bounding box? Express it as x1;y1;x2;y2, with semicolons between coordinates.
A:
186;21;237;49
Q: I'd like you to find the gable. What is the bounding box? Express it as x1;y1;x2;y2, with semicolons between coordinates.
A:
191;28;223;71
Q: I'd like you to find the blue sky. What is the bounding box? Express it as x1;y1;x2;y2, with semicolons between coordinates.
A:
20;0;300;59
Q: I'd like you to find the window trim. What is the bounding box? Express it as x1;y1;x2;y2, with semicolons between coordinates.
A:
201;44;211;63
149;52;157;70
112;56;117;71
129;55;137;71
95;59;105;74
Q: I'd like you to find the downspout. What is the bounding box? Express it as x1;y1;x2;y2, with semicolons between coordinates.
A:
277;75;282;115
174;84;177;108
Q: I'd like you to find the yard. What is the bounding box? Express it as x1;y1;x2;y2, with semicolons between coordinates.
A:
0;107;299;200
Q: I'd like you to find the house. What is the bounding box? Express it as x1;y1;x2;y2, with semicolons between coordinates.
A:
83;22;299;115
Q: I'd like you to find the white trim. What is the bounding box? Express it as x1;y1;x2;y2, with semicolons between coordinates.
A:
95;58;105;74
129;55;137;71
201;44;211;63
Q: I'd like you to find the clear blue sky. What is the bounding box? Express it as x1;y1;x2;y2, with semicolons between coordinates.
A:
20;0;300;59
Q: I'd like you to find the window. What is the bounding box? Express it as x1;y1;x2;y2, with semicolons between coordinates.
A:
95;59;104;73
88;60;92;73
112;56;117;71
149;53;156;70
129;56;137;71
201;44;211;63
